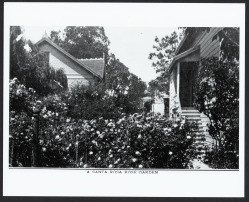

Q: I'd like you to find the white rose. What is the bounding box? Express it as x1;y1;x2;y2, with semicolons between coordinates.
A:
132;158;137;162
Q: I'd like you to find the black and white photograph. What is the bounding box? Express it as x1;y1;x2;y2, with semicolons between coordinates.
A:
3;2;245;198
8;26;240;169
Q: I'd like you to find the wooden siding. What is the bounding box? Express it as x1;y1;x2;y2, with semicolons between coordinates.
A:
197;27;222;58
177;27;222;59
39;43;95;88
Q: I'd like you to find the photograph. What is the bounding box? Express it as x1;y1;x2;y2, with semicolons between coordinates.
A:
3;2;245;198
9;26;239;169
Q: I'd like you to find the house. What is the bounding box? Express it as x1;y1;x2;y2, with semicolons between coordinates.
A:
168;27;223;147
36;33;105;88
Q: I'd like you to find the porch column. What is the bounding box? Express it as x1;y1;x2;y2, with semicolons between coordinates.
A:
177;62;180;99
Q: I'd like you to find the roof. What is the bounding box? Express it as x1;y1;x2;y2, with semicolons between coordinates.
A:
77;58;105;78
168;45;200;73
175;32;189;55
36;35;104;79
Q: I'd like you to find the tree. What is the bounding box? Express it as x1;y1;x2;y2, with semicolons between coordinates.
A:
105;53;147;114
50;27;147;114
10;26;68;96
148;30;183;94
212;27;239;61
148;76;168;97
50;26;110;59
194;27;239;168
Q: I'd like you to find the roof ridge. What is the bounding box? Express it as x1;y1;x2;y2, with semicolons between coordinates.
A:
36;37;102;79
78;58;104;60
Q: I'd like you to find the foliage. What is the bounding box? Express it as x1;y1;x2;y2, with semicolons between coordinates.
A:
148;30;183;94
194;27;239;169
9;78;38;166
50;26;110;59
148;76;168;97
194;58;239;169
9;79;198;168
10;26;68;96
66;83;122;120
105;53;147;114
50;27;147;113
144;100;153;113
212;27;239;61
64;78;146;120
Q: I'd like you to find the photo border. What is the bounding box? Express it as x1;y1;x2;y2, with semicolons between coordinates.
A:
1;0;248;201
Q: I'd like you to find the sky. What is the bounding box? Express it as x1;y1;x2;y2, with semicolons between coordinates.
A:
23;26;178;83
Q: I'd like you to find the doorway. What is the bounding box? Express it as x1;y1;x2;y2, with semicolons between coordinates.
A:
179;62;198;108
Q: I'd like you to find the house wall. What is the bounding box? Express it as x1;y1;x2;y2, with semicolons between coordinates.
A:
178;27;222;59
191;27;223;131
152;103;165;115
169;69;175;115
169;28;223;146
169;67;180;116
196;27;222;58
170;28;222;111
39;43;95;88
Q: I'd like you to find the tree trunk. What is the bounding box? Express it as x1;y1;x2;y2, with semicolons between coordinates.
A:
9;140;14;167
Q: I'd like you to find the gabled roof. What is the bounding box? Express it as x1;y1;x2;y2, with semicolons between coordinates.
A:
78;58;105;78
36;35;104;79
175;32;189;55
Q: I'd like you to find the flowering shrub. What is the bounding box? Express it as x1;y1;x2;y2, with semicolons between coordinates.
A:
9;78;37;113
9;78;40;166
9;110;33;167
9;79;198;168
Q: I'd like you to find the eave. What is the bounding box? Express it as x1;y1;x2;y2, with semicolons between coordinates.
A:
168;45;200;73
36;38;102;79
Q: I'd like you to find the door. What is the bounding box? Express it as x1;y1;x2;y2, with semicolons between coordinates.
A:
180;62;198;107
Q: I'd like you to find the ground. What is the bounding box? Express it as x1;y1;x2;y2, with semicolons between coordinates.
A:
190;159;213;170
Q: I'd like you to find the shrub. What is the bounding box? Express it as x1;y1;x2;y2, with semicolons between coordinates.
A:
9;80;198;168
194;57;239;169
9;78;37;113
51;114;197;168
9;110;33;167
144;100;153;113
67;83;122;120
10;26;68;96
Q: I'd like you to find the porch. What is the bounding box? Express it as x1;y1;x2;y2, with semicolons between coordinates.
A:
168;46;213;148
169;45;200;116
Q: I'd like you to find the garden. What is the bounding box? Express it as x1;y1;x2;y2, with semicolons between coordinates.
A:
9;78;199;168
9;26;239;169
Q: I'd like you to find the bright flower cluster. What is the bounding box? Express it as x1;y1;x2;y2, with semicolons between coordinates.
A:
9;79;198;168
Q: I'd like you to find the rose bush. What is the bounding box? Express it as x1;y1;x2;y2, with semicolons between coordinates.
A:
37;112;198;168
9;79;198;168
9;78;37;166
